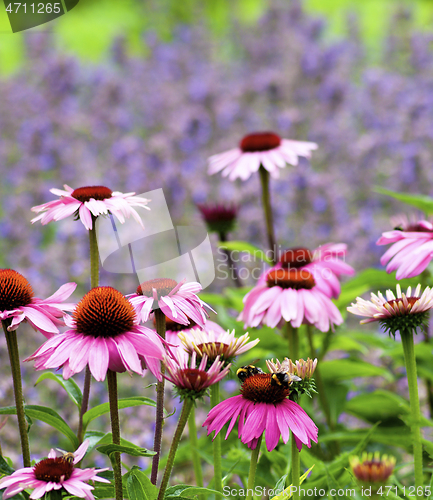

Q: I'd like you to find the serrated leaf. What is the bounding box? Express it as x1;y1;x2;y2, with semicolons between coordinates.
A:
82;397;156;430
375;186;433;214
219;240;273;264
35;372;82;408
0;405;78;448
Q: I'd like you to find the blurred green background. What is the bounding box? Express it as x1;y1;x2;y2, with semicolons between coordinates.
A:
0;0;433;74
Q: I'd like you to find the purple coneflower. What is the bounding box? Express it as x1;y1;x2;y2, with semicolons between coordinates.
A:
0;440;109;500
0;269;76;338
208;132;317;181
239;267;343;331
129;278;212;328
25;286;166;381
196;203;238;235
203;366;318;452
377;217;433;279
31;184;150;230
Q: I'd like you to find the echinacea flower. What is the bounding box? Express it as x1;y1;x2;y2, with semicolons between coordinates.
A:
266;357;317;380
31;184;150;230
0;269;76;338
347;284;433;337
129;278;212;327
164;349;230;400
196;203;238;235
239;267;343;331
162;318;225;348
25;286;166;381
203;366;318;452
0;440;109;500
208;132;317;181
350;452;396;484
179;327;259;365
377;217;433;279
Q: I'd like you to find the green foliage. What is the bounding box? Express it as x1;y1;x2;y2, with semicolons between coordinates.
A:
375;187;433;215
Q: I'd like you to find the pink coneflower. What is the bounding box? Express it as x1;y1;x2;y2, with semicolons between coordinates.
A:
25;286;166;381
31;184;150;230
179;327;259;364
208;132;317;181
239;268;343;331
164;350;230;400
0;440;109;500
350;452;396;485
203;368;318;452
0;269;76;338
129;278;212;328
196;203;238;235
377;217;433;279
347;284;433;337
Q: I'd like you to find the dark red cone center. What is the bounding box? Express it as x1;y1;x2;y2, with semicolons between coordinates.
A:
239;132;281;152
0;269;34;311
180;368;208;390
241;373;290;404
33;457;73;483
267;268;315;290
74;286;136;338
280;247;313;268
71;186;113;202
387;297;419;309
137;278;178;299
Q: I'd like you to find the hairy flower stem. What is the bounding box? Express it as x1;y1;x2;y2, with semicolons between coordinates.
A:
218;232;243;287
246;435;262;500
291;433;300;500
259;166;276;263
107;369;123;500
2;320;30;467
151;309;167;485
157;398;194;500
211;382;223;494
401;329;424;495
188;406;203;487
286;323;299;360
77;224;100;444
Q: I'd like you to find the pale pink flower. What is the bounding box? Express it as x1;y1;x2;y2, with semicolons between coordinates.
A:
0;440;109;500
203;368;318;452
163;318;225;348
0;269;76;338
239;268;343;331
377;218;433;279
25;287;166;381
31;184;150;230
129;278;212;328
208;132;317;181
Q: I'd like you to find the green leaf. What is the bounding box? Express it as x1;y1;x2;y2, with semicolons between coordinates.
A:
375;186;433;214
345;390;409;423
0;456;14;475
0;405;78;448
320;359;392;383
89;486;116;499
219;240;273;264
82;397;156;431
270;466;314;499
97;443;156;458
125;467;158;500
164;484;225;498
35;372;82;408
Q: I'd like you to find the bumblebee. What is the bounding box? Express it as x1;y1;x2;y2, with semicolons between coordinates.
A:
236;360;264;383
270;359;301;389
56;449;75;464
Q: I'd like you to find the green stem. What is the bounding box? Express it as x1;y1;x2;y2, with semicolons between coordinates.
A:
291;432;300;500
286;323;299;361
157;398;194;500
259;166;276;263
210;382;223;494
400;329;423;495
188;406;203;487
151;309;167;485
107;369;123;500
246;435;262;500
2;320;30;467
219;232;243;287
306;325;333;431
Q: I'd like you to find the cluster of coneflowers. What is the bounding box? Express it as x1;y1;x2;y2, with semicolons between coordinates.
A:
1;127;432;500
